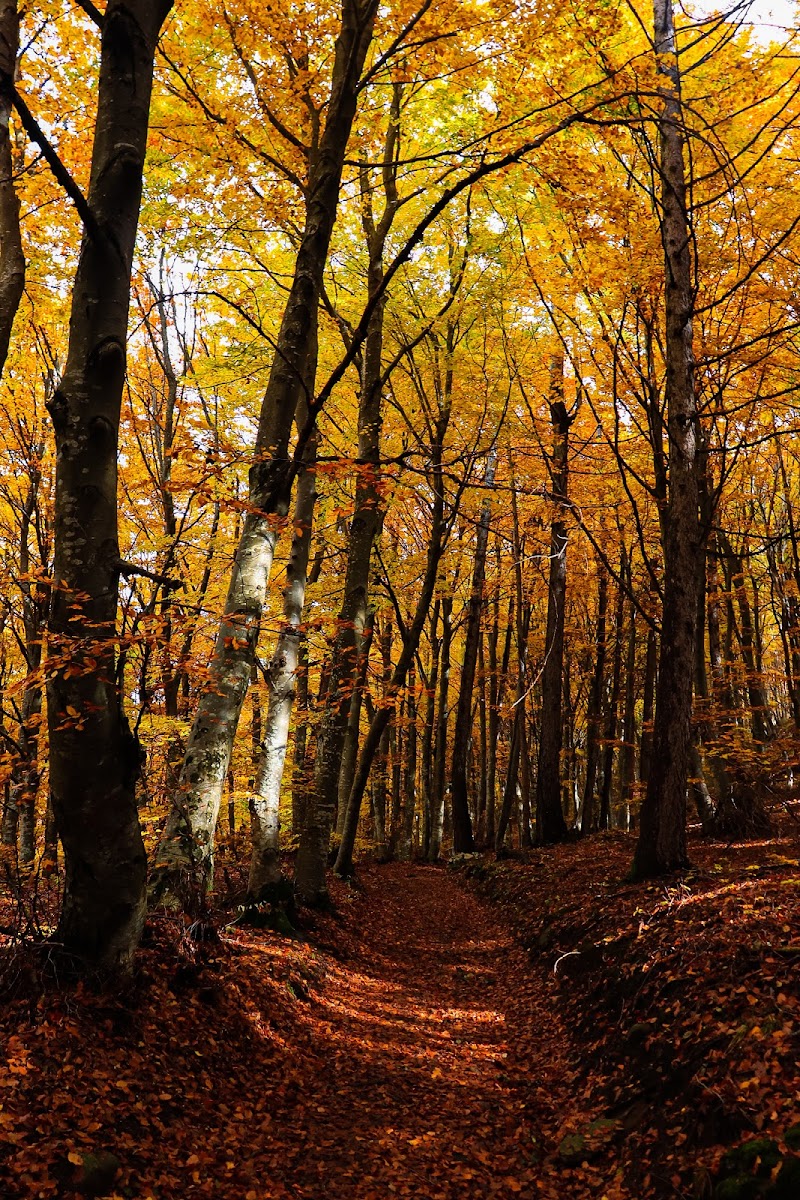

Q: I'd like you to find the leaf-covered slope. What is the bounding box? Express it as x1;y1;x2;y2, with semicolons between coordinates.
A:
456;825;800;1198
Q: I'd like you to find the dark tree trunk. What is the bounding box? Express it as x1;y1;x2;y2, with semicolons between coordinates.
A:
495;708;521;852
334;439;451;877
582;566;608;832
399;667;417;859
599;547;627;831
429;595;452;863
620;603;638;826
476;637;489;843
718;531;775;744
535;358;573;844
336;613;375;835
294;82;400;903
451;451;496;852
633;0;699;878
420;602;440;860
639;622;658;790
46;0;172;970
291;635;311;835
0;0;24;376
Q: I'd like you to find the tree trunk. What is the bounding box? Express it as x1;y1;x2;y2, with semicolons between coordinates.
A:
718;530;775;744
420;602;440;860
388;701;403;857
336;613;375;835
291;636;311;835
0;0;24;376
400;667;417;859
152;2;377;906
639;621;657;790
535;357;573;844
335;445;451;877
581;566;608;831
248;414;319;897
46;0;172;970
428;595;452;863
495;707;521;852
476;637;488;843
620;602;638;826
294;80;398;903
451;450;496;852
599;546;627;831
633;0;699;878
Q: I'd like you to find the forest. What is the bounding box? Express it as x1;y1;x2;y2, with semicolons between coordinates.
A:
1;0;800;1197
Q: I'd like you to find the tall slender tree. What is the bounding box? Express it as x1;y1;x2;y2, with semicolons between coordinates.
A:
633;0;699;877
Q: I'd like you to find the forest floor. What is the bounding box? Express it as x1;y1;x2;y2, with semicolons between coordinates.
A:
0;822;799;1199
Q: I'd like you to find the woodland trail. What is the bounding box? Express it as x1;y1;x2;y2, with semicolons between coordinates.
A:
258;863;575;1199
1;863;583;1200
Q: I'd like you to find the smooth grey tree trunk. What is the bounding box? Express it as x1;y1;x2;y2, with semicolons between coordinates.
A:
248;404;319;897
336;614;374;835
152;1;377;905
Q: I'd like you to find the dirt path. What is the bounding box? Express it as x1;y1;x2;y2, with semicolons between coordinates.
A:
1;862;579;1200
258;863;575;1199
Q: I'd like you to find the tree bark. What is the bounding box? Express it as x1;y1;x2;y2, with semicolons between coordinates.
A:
399;667;417;859
334;444;450;877
599;546;627;830
428;595;452;863
717;530;775;744
153;1;377;905
451;450;496;852
293;81;399;902
420;602;440;859
620;601;638;826
0;0;24;376
633;0;699;878
582;566;608;831
46;0;172;970
248;412;319;897
535;357;572;844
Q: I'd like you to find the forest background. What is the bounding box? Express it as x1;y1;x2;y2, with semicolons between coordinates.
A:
0;0;799;976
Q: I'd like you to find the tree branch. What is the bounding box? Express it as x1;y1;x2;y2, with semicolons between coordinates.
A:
11;87;99;237
74;0;105;28
114;558;184;591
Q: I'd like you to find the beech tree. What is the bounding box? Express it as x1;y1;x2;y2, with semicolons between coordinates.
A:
152;0;379;905
45;0;173;969
632;0;700;877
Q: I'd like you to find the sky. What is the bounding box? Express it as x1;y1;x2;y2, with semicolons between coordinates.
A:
691;0;798;37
